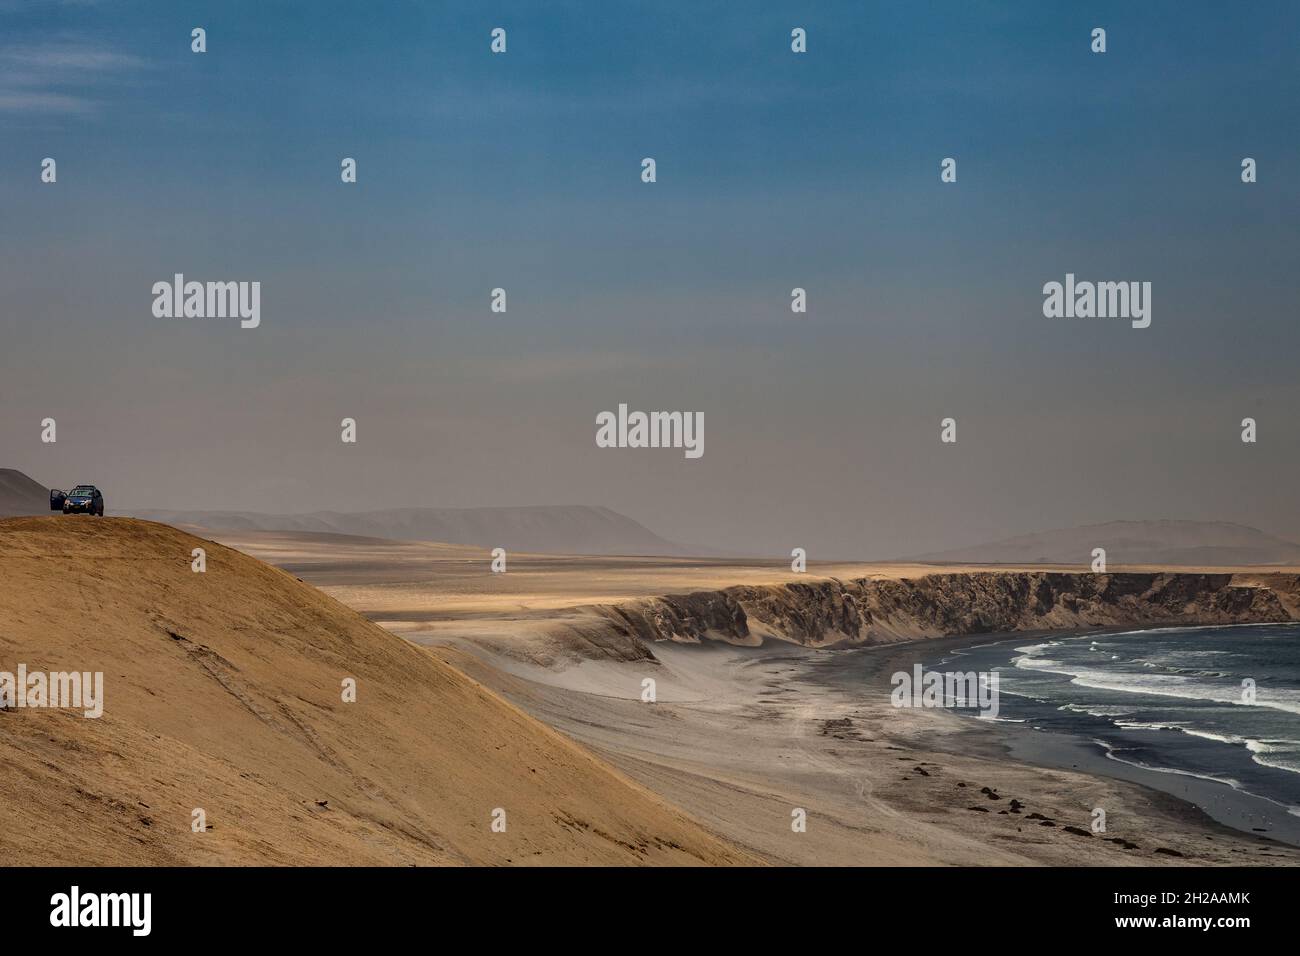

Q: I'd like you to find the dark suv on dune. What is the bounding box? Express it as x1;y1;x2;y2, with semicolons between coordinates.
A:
51;485;105;516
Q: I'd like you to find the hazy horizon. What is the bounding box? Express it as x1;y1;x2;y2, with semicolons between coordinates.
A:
3;1;1298;560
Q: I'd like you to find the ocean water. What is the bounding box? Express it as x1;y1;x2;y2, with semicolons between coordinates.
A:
931;624;1300;818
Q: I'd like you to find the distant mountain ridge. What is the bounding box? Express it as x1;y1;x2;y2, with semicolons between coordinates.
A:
127;503;694;556
910;519;1300;567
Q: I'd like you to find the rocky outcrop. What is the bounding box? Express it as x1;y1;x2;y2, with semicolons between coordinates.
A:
591;571;1300;655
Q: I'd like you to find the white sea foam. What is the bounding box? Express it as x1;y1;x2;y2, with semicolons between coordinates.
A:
1092;738;1247;790
1245;738;1300;775
1059;703;1134;718
1013;656;1300;716
1114;718;1196;734
1013;655;1061;670
1012;642;1053;656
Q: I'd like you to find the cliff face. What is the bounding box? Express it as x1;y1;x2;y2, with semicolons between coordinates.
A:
594;572;1300;654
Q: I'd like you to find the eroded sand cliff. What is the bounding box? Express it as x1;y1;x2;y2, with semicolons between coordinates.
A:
596;571;1300;656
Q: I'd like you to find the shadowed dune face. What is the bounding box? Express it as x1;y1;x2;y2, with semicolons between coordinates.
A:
0;517;752;866
0;468;49;517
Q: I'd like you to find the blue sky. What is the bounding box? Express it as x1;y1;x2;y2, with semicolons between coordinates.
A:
2;1;1298;556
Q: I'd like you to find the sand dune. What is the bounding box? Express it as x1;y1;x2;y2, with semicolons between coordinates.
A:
0;468;50;518
0;517;751;866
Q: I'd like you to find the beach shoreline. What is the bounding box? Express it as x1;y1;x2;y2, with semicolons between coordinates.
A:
903;629;1300;848
432;632;1300;866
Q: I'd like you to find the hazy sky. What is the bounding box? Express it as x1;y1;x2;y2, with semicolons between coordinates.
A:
2;1;1297;558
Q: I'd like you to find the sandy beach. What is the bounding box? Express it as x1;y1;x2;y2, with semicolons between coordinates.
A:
434;639;1299;866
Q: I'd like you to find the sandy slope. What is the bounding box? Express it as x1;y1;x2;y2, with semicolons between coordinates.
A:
0;517;752;866
0;468;49;517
